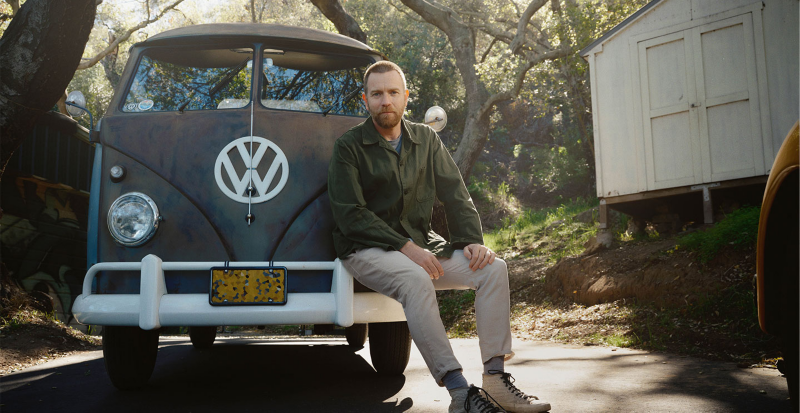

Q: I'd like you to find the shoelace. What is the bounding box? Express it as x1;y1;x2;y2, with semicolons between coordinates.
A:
466;385;506;412
487;370;538;401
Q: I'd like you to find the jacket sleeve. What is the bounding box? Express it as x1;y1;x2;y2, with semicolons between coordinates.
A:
328;139;410;252
430;133;484;248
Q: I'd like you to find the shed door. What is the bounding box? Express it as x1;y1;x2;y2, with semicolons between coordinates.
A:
638;14;765;190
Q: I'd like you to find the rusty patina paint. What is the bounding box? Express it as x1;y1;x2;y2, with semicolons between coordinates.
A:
210;268;286;305
93;24;383;295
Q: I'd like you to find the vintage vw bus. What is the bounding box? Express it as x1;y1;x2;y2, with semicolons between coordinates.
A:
71;24;428;389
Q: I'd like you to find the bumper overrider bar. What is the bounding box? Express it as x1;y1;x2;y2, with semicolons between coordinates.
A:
72;254;406;330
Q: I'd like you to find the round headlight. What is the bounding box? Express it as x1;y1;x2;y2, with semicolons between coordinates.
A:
107;192;161;246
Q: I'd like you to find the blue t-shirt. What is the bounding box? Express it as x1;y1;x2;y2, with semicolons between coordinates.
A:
387;133;402;153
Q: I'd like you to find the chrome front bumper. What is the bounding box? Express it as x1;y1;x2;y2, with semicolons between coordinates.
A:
72;254;405;330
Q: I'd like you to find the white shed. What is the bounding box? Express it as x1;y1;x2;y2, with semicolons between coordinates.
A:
581;0;798;226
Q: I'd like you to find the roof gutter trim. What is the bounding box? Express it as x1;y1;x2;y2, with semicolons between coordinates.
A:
579;0;664;59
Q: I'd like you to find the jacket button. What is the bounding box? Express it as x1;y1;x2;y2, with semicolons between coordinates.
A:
404;189;409;195
399;161;404;167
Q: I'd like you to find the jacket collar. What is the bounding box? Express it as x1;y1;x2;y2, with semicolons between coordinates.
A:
360;116;420;146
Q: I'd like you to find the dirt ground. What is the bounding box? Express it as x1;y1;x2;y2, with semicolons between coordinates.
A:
504;235;778;365
0;313;101;376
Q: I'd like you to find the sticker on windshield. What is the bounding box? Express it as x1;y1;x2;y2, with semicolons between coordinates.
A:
124;103;138;112
138;99;154;111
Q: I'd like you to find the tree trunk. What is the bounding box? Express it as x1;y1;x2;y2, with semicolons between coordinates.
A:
399;0;490;183
453;109;492;180
0;0;97;179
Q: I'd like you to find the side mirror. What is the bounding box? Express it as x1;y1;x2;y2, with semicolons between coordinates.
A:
424;106;447;132
66;91;87;117
65;90;94;131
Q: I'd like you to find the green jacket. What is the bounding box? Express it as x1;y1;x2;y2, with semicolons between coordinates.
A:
328;116;484;259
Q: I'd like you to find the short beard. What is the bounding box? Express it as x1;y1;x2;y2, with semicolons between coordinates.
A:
374;111;401;129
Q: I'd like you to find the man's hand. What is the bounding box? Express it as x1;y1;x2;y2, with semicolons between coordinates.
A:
463;244;496;271
400;241;444;279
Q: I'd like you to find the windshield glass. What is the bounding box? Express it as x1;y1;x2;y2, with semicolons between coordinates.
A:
123;47;373;116
261;55;367;116
123;47;253;112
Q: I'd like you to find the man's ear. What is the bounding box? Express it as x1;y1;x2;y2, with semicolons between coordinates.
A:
362;93;368;110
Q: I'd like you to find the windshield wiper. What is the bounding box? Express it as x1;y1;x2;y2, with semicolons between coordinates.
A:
209;59;250;98
322;87;362;117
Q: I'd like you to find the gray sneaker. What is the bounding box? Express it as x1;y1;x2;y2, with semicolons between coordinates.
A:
449;385;507;413
482;371;551;412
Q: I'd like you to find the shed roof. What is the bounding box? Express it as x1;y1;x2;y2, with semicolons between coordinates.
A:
579;0;664;58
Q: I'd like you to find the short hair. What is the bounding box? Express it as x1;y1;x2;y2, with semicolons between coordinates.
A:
363;61;407;94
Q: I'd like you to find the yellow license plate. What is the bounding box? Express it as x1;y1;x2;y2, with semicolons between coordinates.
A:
209;267;287;306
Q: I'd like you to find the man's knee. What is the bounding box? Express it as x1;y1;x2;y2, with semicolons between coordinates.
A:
396;269;436;302
488;257;508;278
484;257;509;290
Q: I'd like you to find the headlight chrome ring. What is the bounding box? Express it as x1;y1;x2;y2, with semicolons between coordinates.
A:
107;192;161;247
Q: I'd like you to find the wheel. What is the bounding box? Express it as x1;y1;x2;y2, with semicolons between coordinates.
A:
102;326;159;390
189;326;217;350
368;321;411;375
775;172;799;412
345;324;368;348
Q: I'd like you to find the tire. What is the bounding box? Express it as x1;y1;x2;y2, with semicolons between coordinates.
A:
779;267;799;412
779;239;799;412
345;324;368;348
189;326;217;350
775;172;799;412
313;324;335;336
102;326;159;390
368;321;411;375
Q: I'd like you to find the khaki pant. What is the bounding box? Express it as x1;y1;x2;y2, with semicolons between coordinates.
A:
342;247;513;385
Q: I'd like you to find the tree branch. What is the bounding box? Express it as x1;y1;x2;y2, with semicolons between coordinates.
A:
400;0;462;37
510;0;548;55
309;0;366;44
387;0;428;25
479;38;497;63
477;45;570;118
76;0;184;70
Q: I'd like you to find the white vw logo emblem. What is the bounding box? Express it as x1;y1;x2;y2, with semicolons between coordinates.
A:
214;136;289;204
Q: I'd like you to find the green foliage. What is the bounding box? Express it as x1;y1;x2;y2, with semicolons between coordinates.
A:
587;332;638;348
485;197;599;263
0;308;56;332
467;173;516;207
677;206;760;262
525;142;591;194
438;290;477;338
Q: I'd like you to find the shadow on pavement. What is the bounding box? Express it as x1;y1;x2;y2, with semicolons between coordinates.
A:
514;349;792;412
0;337;411;413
